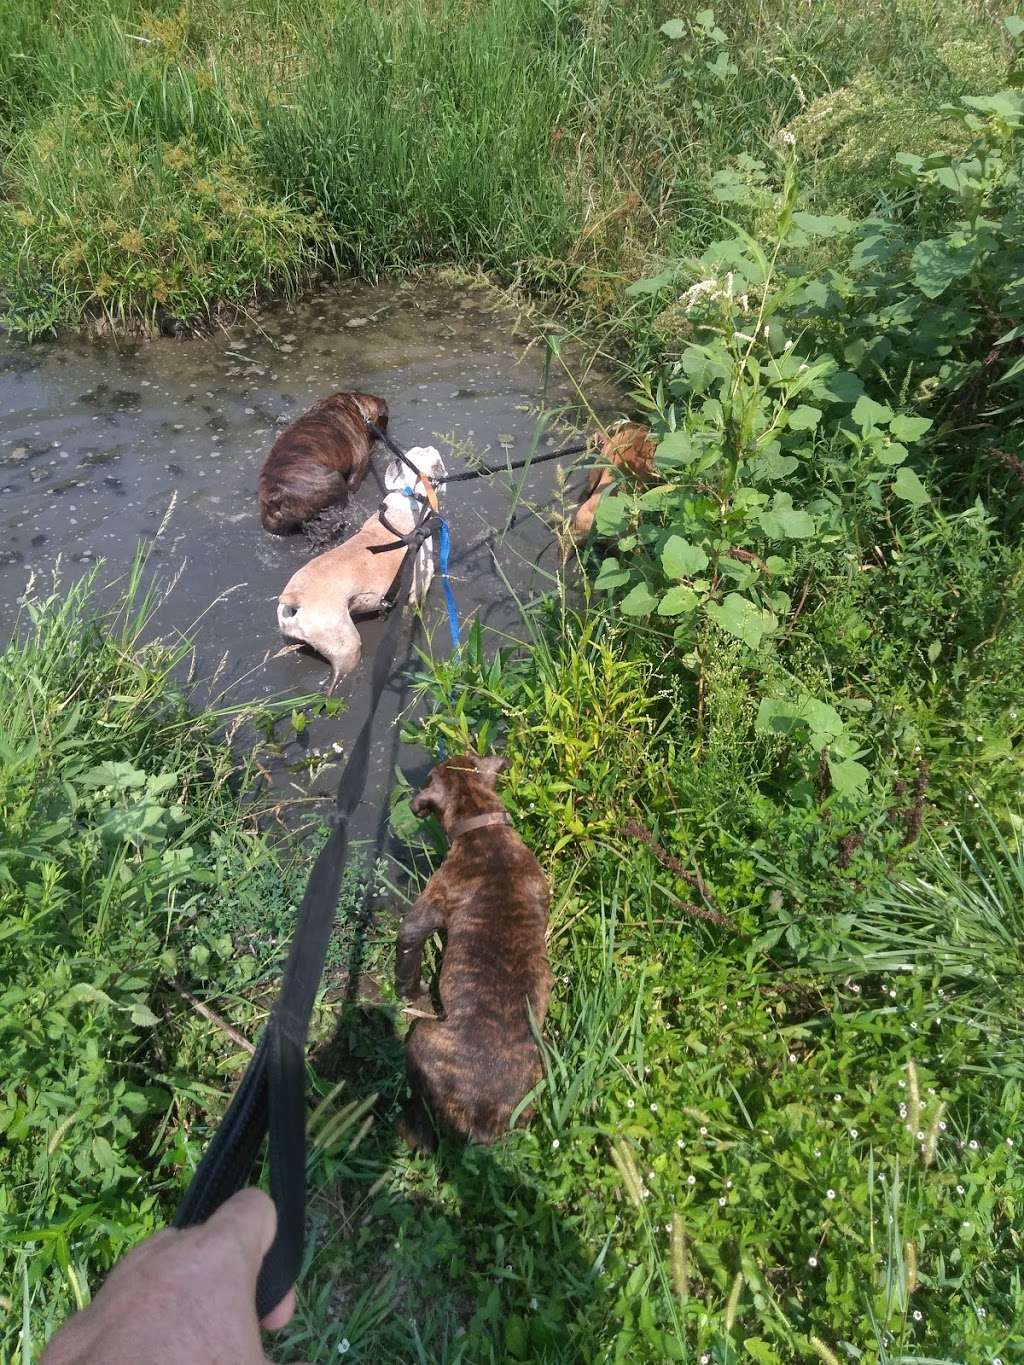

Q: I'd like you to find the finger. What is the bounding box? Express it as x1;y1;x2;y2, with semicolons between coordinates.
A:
207;1190;297;1326
207;1188;278;1276
260;1286;295;1331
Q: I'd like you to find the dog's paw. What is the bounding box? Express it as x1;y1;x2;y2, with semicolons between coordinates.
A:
396;976;423;1002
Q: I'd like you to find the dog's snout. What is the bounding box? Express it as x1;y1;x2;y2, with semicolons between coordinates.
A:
279;602;299;620
409;793;429;817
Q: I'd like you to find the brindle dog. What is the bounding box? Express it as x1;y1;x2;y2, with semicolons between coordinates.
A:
395;755;551;1152
257;390;388;534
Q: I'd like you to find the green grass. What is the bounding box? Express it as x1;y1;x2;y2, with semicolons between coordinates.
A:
256;601;1024;1363
0;561;333;1359
0;0;1009;336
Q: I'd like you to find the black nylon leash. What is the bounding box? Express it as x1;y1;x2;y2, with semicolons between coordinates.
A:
173;503;438;1319
365;419;589;483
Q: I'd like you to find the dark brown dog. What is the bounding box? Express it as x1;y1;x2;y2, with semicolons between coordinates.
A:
257;390;388;534
395;755;551;1152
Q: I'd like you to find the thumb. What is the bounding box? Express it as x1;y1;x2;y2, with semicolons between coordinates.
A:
207;1187;278;1274
205;1189;296;1328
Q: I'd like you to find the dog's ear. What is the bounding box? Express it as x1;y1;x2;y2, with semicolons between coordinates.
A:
474;754;509;785
410;768;447;819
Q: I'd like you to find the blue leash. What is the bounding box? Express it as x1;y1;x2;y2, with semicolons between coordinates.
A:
438;517;461;658
402;484;461;658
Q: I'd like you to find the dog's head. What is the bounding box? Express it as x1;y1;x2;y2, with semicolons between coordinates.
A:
384;444;448;500
350;392;389;431
410;753;509;825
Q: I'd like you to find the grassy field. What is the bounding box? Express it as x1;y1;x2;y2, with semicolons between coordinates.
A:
0;0;1008;337
4;0;1024;1362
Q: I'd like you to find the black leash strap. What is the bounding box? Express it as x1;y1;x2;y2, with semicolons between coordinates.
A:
365;419;589;483
173;516;434;1319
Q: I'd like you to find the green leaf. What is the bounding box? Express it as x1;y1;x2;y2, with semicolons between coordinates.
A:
145;771;179;796
619;583;659;617
828;756;870;795
504;1315;529;1359
743;1341;782;1365
595;495;630;536
910;237;979;299
706;593;777;649
91;1135;118;1172
758;492;816;539
99;798;169;846
389;798;422;841
823;370;864;404
659;18;686;39
80;761;147;792
875;441;908;468
1006;16;1024;39
129;1003;160;1027
751;448;798;481
852;395;893;430
962;91;1024;122
658;586;699;617
891;465;930;506
756;696;845;747
59;983;116;1011
791;212;852;238
625;268;678;296
889;413;933;443
594;557;632;591
662;536;709;578
786;405;821;431
654;430;698;466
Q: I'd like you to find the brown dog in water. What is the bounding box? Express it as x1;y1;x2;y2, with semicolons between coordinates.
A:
258;390;388;534
395;755;552;1152
569;421;655;544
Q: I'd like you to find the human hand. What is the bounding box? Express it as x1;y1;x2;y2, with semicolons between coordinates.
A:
41;1189;296;1364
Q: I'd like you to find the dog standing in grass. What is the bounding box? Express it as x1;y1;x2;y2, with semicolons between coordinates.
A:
395;754;551;1152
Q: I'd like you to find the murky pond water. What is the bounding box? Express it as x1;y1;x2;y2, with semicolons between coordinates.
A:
0;280;618;844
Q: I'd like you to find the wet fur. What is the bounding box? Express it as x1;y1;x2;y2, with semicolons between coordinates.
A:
258;390;388;534
303;503;351;553
569;422;655;543
396;756;551;1152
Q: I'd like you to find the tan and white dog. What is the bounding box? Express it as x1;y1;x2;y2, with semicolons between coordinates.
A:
277;445;447;690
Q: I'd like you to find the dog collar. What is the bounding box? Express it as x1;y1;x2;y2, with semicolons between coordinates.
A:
448;811;513;840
